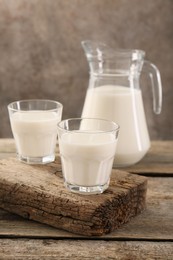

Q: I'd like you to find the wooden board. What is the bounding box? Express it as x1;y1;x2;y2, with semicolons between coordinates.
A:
124;140;173;175
0;239;173;260
0;177;172;240
0;139;173;175
0;140;172;259
0;158;147;236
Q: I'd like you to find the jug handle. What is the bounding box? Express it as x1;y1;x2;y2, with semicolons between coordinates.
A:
143;60;162;114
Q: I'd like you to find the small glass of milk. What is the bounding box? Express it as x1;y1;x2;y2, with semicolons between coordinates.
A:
8;99;63;164
57;118;119;195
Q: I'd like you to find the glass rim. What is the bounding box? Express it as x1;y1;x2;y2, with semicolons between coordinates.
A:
58;117;120;134
8;99;63;112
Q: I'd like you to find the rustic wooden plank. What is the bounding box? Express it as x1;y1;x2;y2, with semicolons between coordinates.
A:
123;140;173;175
0;139;61;162
0;139;15;160
0;158;147;236
0;138;59;154
110;176;173;240
0;239;173;259
0;139;16;153
0;139;172;175
0;139;172;240
0;177;172;240
0;153;15;160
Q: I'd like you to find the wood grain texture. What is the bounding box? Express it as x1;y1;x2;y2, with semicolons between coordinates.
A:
0;158;147;236
0;139;172;174
0;177;172;240
124;141;173;175
0;239;173;260
0;140;172;259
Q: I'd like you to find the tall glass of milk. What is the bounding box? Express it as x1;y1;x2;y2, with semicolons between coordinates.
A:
81;40;162;167
57;118;119;195
8;99;63;164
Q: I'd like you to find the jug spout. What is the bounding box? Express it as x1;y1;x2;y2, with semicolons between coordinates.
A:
81;40;113;59
81;40;145;76
81;40;113;74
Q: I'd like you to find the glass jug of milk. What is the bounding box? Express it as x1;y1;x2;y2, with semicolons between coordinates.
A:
81;40;162;167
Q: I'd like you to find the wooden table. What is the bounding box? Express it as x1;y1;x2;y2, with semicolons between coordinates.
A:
0;139;173;259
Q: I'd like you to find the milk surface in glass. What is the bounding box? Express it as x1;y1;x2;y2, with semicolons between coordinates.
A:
82;85;150;166
11;111;60;157
59;131;117;186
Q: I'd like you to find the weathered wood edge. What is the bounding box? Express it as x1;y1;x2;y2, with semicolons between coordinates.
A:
1;175;173;240
0;158;147;236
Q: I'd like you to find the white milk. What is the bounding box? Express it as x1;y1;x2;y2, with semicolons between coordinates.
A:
82;85;150;166
59;132;117;186
10;111;60;157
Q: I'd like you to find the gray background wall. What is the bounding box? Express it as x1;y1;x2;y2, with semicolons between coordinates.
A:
0;0;172;139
